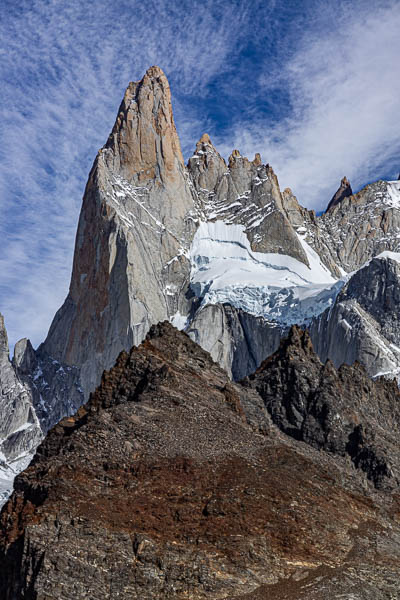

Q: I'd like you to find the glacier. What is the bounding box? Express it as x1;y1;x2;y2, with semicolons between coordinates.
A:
189;220;343;325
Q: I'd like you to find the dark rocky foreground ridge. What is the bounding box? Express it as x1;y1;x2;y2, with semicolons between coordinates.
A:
1;323;400;599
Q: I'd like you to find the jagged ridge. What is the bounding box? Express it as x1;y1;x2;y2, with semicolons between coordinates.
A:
1;324;400;598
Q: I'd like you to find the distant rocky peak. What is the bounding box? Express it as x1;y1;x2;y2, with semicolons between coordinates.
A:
195;132;218;152
188;138;309;264
0;313;9;360
326;175;353;212
13;338;37;375
228;148;242;163
252;152;262;166
187;134;227;194
102;65;185;185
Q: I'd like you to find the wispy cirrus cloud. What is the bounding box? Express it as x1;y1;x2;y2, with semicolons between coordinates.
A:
0;0;253;348
216;0;400;209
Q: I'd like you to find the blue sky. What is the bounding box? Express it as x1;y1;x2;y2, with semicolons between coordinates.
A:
1;0;400;349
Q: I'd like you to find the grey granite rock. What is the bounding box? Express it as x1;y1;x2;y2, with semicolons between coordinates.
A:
13;341;84;433
310;255;400;379
0;316;42;506
285;179;400;277
187;136;309;264
187;303;284;380
0;316;84;507
42;66;198;398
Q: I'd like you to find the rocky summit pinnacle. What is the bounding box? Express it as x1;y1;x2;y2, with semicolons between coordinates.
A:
40;66;312;399
326;175;353;211
42;66;197;397
104;65;185;184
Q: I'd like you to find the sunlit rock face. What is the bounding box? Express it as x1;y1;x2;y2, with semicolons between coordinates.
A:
42;66;198;397
284;179;400;277
326;175;353;212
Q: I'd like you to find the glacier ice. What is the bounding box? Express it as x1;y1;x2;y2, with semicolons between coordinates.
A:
189;221;343;325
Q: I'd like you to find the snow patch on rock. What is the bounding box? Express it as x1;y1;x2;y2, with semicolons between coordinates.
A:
386;181;400;208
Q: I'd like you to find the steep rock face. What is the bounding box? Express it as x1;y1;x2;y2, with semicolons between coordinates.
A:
0;315;83;508
0;317;42;506
187;303;284;380
246;326;400;489
187;136;308;264
1;324;400;598
42;66;197;397
13;339;83;432
310;255;400;379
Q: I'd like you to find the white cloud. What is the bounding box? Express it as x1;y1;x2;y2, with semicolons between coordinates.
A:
217;0;400;210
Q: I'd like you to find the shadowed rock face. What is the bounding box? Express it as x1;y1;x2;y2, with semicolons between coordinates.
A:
310;255;400;380
0;315;83;507
326;176;353;212
1;323;400;599
187;303;285;380
0;317;43;505
246;326;400;489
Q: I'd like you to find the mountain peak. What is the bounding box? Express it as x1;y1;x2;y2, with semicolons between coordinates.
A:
199;133;212;144
13;338;37;375
0;314;9;360
103;66;184;184
193;132;219;155
143;64;167;79
252;152;262;165
326;176;353;212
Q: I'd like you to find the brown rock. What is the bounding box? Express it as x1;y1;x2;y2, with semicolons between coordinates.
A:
1;324;400;598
